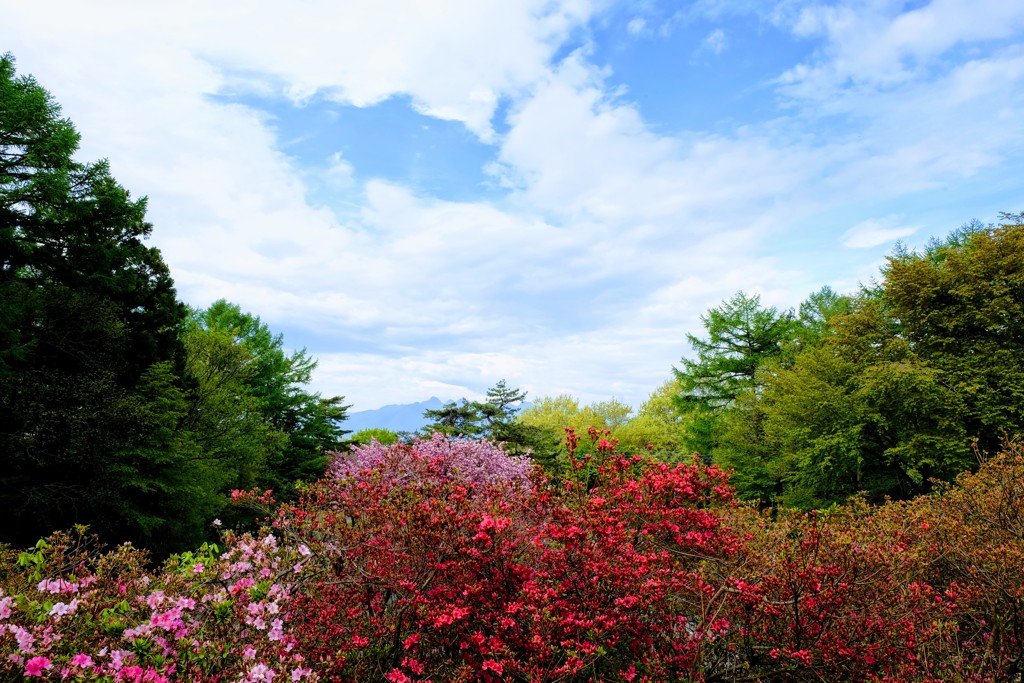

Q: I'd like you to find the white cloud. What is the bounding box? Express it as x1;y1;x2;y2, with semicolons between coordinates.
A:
0;0;601;142
779;0;1024;99
701;28;727;54
841;217;920;249
2;0;1022;411
322;152;355;190
627;17;648;35
495;51;817;233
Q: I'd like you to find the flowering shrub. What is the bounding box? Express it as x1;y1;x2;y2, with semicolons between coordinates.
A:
286;443;739;682
0;527;316;682
710;439;1024;681
328;432;533;486
4;436;1024;682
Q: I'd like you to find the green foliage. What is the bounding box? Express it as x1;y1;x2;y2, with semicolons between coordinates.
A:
350;428;401;446
756;343;970;507
517;393;636;470
518;394;632;436
423;398;485;437
795;285;853;348
884;214;1024;454
613;378;689;458
0;57;350;555
182;300;350;497
673;291;798;456
718;295;974;508
0;54;189;551
709;217;1024;508
675;292;797;410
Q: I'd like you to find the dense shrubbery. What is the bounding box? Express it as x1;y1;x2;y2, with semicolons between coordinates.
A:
3;433;1024;681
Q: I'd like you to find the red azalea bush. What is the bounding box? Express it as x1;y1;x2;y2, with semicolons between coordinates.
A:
712;439;1024;682
286;434;739;682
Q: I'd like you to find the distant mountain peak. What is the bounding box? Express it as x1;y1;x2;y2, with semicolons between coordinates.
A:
346;397;445;434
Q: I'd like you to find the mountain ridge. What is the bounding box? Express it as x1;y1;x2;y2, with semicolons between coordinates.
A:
345;396;534;435
345;397;446;434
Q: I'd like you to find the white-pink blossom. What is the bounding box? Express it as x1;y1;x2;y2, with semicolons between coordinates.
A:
329;433;533;487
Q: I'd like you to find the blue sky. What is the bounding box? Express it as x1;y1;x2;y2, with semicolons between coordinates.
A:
3;0;1023;412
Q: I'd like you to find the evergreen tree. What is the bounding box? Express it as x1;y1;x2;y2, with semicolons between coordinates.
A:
421;380;556;465
673;292;797;456
423;399;485;438
0;54;189;549
184;300;350;496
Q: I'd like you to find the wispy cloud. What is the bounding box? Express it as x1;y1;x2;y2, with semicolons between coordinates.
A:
841;217;920;249
627;17;648;35
701;28;728;54
778;0;1024;100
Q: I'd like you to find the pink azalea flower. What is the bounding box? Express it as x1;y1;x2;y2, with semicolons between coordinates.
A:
13;626;35;653
0;593;14;620
70;653;94;667
246;663;275;682
24;656;52;677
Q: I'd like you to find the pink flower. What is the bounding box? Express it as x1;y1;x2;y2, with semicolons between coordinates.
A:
13;626;35;653
49;599;78;618
24;656;51;677
110;649;133;669
268;619;284;642
70;653;94;667
36;578;77;594
245;663;275;682
0;593;14;620
231;577;255;594
482;659;503;675
119;665;145;682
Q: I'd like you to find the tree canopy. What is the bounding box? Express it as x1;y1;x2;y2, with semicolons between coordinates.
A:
0;54;189;549
672;291;798;457
692;217;1024;507
0;57;348;554
182;300;350;495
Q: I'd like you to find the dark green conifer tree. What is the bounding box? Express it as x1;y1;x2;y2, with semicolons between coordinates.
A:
0;54;189;549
